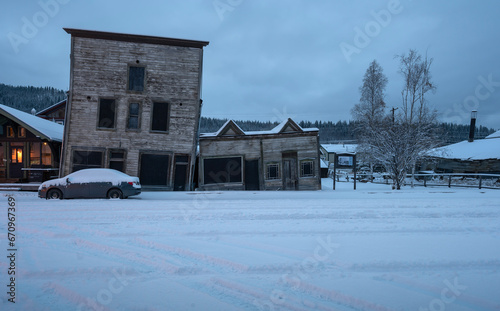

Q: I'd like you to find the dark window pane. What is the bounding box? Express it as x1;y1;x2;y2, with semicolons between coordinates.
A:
301;161;314;176
72;150;103;172
152;102;169;132
268;164;279;179
140;154;170;185
110;152;124;159
129;103;139;116
128;116;139;129
203;157;242;184
98;99;115;128
175;155;189;163
109;161;124;172
128;66;145;92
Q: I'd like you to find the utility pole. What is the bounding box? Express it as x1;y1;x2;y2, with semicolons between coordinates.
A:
390;107;398;123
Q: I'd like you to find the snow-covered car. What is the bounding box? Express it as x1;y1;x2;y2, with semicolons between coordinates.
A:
38;168;141;199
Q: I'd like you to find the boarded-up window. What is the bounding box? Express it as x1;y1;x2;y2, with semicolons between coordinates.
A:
98;99;115;129
72;150;103;172
128;66;145;92
140;153;170;186
203;157;242;184
128;103;140;129
300;160;314;177
151;102;169;132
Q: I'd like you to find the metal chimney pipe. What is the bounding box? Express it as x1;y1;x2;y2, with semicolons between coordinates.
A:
468;110;477;142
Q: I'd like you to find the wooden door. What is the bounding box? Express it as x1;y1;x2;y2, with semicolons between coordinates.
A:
244;159;260;190
9;144;24;179
282;152;298;190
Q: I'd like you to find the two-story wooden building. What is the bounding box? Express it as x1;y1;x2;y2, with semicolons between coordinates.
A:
61;28;209;190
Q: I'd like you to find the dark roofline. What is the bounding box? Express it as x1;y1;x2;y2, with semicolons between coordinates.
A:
64;28;209;49
36;99;66;116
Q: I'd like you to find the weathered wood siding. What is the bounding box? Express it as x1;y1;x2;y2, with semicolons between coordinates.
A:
199;132;321;190
62;34;205;189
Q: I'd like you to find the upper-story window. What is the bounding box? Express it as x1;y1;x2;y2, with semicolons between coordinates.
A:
128;103;140;130
98;98;116;129
128;66;145;92
151;102;169;132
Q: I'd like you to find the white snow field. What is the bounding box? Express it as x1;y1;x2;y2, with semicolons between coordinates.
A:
1;180;500;311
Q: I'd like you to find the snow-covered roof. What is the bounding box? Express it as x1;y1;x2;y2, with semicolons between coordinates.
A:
200;118;318;138
320;158;329;168
428;136;500;161
486;130;500;139
0;104;64;142
36;99;66;116
321;144;357;154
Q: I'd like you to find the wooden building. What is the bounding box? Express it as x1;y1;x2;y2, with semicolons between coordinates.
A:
36;99;66;125
425;130;500;174
61;28;209;190
198;119;321;191
0;104;62;182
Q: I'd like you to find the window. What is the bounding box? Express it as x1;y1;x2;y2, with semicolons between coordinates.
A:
41;143;51;165
7;126;14;138
203;157;242;184
18;127;26;138
11;146;23;164
109;151;125;172
267;163;280;180
301;160;315;177
140;153;170;186
98;99;116;129
151;102;169;132
30;142;41;165
128;66;145;92
72;150;103;172
128;103;140;129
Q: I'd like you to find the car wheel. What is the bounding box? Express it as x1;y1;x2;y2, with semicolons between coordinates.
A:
107;189;123;199
47;189;63;200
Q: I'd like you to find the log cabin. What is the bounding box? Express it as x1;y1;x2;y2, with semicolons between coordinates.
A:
61;28;209;190
198;119;321;190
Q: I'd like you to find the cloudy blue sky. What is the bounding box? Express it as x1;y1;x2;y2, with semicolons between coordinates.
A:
1;0;499;129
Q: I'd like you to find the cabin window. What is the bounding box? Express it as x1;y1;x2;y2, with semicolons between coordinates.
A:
18;127;26;138
30;142;41;165
109;150;126;172
72;150;103;172
98;98;116;129
151;102;169;132
11;146;23;164
127;103;140;129
203;157;242;184
7;126;15;138
266;163;280;180
128;66;145;92
300;160;315;177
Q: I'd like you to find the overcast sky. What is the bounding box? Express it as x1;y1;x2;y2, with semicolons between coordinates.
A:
1;0;499;129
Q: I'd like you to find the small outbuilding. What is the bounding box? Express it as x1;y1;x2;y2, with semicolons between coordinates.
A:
198;118;321;190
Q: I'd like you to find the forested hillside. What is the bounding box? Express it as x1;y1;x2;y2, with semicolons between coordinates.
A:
0;83;495;144
0;83;66;114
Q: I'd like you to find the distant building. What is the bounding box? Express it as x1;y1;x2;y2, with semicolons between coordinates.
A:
198;119;321;190
320;144;357;164
425;130;500;174
61;28;209;190
0;104;63;182
36;99;66;125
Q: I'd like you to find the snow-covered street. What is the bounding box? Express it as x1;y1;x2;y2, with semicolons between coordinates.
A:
1;180;500;311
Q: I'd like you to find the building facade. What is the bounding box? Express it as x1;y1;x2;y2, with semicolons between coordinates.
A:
198;119;321;191
61;28;209;190
0;104;62;182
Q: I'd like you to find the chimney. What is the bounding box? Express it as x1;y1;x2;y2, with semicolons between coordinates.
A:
468;110;477;142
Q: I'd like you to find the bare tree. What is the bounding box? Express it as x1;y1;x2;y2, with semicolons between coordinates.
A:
353;50;440;190
352;60;388;179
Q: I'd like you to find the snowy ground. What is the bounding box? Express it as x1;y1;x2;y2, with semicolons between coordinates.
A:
1;179;500;311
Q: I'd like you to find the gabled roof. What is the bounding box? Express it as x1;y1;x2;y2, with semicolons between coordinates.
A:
64;28;209;49
215;120;246;136
0;104;64;142
201;118;318;138
321;144;357;155
36;99;66;116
